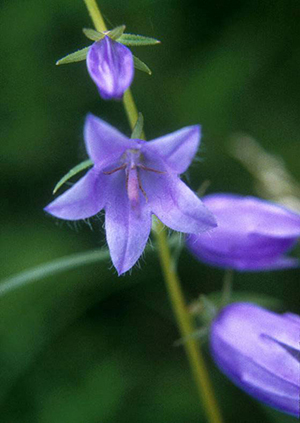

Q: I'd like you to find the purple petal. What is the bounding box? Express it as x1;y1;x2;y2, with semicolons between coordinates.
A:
210;303;300;417
144;125;201;174
104;171;152;275
203;194;300;238
186;233;299;271
142;173;217;233
87;36;134;100
44;168;106;220
84;114;138;168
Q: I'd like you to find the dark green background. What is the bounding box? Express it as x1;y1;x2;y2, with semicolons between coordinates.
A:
0;0;299;422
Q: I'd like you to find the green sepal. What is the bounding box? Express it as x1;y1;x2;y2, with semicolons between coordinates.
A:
53;159;93;194
207;291;283;312
131;113;144;139
56;46;90;65
82;25;125;43
107;25;126;41
118;33;160;46
82;28;104;42
133;55;152;75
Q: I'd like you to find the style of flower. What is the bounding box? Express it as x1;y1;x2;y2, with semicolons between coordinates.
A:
86;36;134;100
45;114;217;274
186;194;300;271
210;302;300;417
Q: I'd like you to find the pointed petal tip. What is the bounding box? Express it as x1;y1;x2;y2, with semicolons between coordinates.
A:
44;203;64;220
186;124;201;135
191;123;201;132
196;200;218;232
191;124;201;143
209;215;218;229
201;212;218;233
115;264;128;276
43;203;59;219
113;256;137;276
85;112;96;122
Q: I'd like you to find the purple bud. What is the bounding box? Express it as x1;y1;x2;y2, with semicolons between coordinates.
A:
186;194;300;271
210;303;300;417
86;36;134;100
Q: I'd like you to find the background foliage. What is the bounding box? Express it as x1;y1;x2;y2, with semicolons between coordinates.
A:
0;0;299;422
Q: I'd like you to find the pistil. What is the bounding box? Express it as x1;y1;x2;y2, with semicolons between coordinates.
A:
126;166;140;208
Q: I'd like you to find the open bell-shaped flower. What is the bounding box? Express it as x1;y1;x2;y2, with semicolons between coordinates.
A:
210;302;300;417
45;114;217;274
87;35;134;100
186;194;300;271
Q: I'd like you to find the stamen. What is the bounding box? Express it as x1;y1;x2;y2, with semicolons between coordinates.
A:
102;164;126;175
137;170;148;202
102;152;162;206
138;164;165;174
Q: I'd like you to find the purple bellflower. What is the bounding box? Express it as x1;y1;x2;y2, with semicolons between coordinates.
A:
210;302;300;417
45;114;217;275
186;194;300;271
86;36;134;100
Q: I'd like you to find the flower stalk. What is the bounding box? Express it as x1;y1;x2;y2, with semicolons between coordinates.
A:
155;220;223;423
83;1;223;422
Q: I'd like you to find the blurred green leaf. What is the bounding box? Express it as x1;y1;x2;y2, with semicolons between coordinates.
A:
53;159;93;194
118;33;161;46
56;47;90;65
0;243;165;406
0;249;130;405
133;55;152;75
29;326;129;423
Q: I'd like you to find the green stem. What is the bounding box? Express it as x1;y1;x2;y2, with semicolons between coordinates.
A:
83;0;107;32
83;2;223;423
221;269;233;307
155;221;223;423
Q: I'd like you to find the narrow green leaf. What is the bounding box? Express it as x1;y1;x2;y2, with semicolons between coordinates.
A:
118;33;161;46
56;46;90;65
108;25;126;41
131;113;144;139
0;234;178;299
53;159;93;194
0;249;109;297
82;27;104;41
133;55;152;75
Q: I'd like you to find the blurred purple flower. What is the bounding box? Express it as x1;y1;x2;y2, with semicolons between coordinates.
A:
45;114;216;274
210;302;300;417
186;194;300;271
86;36;134;100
